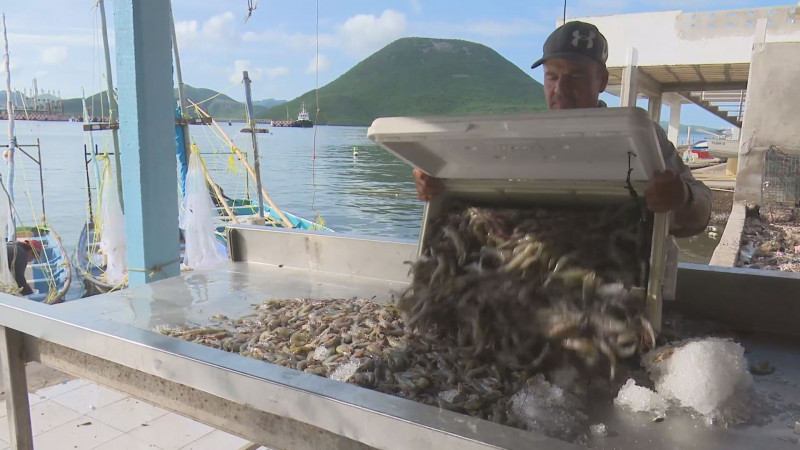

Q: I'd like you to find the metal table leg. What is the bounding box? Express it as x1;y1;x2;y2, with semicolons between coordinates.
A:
0;326;33;450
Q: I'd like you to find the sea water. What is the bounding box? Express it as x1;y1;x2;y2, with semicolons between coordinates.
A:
4;120;422;300
2;119;723;300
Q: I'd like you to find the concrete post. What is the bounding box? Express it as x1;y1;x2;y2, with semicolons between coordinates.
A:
663;93;682;146
734;18;769;205
114;0;180;285
648;95;662;123
619;47;638;108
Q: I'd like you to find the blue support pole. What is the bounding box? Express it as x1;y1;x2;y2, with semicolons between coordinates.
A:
175;106;188;197
114;0;180;286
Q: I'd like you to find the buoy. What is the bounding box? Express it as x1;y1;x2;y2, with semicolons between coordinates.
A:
353;146;359;156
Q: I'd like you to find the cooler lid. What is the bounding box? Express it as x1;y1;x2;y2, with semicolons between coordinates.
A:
367;107;665;182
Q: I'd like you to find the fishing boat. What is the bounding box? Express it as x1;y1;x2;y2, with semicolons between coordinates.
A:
240;127;269;133
2;16;71;304
293;102;314;128
212;200;333;241
74;221;111;296
15;225;71;303
271;102;314;128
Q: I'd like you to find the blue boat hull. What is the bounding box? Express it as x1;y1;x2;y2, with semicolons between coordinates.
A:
16;226;71;304
76;199;331;297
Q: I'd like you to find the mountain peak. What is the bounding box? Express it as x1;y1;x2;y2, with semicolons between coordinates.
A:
262;37;547;125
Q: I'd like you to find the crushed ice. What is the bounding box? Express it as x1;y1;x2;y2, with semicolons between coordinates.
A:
313;346;329;361
614;378;668;415
508;374;588;441
646;338;752;417
329;360;361;382
438;389;460;403
589;423;607;437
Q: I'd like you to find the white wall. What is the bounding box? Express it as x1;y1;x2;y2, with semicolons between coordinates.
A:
573;6;800;67
735;41;800;204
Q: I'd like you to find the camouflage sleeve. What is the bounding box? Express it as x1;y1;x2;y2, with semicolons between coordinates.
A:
654;125;713;237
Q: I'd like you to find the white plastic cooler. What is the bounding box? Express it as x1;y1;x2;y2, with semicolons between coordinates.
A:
367;106;670;330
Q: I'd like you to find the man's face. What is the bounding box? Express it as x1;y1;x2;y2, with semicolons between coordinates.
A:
543;58;609;110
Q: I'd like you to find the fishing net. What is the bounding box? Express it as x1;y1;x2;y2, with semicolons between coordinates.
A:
99;161;128;285
762;146;800;222
179;150;226;269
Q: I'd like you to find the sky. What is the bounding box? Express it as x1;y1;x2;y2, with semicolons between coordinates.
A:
1;0;794;129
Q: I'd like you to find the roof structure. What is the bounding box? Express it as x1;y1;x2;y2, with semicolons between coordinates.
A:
571;5;800;128
607;64;748;127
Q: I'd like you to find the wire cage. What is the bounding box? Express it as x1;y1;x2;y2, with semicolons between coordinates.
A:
762;146;800;222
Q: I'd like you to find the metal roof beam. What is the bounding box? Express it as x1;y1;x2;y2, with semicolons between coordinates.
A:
662;81;747;92
680;91;743;127
634;67;663;98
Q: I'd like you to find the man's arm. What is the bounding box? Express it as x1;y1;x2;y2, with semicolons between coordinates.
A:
413;168;443;201
648;126;712;238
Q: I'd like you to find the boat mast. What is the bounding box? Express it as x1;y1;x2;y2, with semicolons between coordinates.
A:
2;14;17;241
97;0;124;211
242;71;265;219
81;88;102;189
169;2;191;197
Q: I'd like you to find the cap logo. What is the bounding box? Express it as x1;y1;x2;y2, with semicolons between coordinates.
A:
571;29;595;49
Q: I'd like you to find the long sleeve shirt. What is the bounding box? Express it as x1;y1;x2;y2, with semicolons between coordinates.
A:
654;125;713;237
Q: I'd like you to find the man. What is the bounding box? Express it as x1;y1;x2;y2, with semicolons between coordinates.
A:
6;240;42;296
414;21;712;238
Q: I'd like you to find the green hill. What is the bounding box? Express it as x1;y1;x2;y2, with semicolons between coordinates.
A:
62;91;115;117
179;85;268;118
60;85;268;119
254;98;286;109
261;37;548;125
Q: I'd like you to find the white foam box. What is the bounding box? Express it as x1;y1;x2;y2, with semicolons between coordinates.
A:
368;107;670;328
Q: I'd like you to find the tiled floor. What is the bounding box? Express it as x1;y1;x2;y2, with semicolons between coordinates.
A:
0;379;263;449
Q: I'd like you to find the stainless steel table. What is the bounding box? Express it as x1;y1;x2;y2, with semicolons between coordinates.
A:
0;226;798;449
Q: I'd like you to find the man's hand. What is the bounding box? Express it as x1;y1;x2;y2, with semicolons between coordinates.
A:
644;169;690;213
413;168;443;201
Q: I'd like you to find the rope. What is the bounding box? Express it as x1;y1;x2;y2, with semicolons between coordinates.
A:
244;0;258;22
192;81;241;107
14;154;59;297
193;114;254;204
128;258;182;279
310;0;324;229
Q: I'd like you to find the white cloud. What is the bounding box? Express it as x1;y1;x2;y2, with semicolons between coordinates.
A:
241;10;406;60
175;12;239;50
229;60;289;84
175;19;200;46
336;10;408;58
202;12;240;44
306;55;331;74
410;0;422;14
40;46;68;64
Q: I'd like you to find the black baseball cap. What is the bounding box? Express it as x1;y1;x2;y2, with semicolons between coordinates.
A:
531;21;608;69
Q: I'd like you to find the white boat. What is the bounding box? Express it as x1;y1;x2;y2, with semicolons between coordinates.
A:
706;139;740;159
